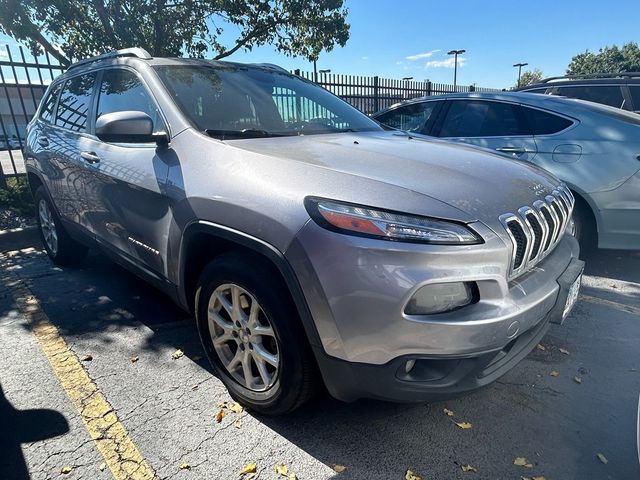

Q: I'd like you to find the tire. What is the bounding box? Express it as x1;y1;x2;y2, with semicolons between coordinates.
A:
34;186;88;266
195;251;318;415
571;197;596;254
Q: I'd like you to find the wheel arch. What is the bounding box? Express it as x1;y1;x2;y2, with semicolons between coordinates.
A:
565;183;600;244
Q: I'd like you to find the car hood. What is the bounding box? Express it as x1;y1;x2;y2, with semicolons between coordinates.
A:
229;130;562;225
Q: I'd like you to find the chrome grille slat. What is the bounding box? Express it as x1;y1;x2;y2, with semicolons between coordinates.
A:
501;183;575;280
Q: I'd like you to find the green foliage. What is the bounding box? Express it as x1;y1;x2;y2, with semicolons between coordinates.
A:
567;42;640;75
0;176;34;217
514;68;544;89
0;0;350;66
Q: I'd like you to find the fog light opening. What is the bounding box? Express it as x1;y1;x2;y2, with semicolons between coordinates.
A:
405;282;478;315
404;359;416;373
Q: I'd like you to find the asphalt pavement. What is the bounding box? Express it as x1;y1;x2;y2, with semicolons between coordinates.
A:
1;233;638;480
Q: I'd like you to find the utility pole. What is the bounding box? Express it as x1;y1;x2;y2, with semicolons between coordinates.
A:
313;59;317;83
513;62;528;88
447;49;466;91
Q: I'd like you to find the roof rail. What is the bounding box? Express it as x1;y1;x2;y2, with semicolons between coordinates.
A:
539;72;640;83
67;48;152;71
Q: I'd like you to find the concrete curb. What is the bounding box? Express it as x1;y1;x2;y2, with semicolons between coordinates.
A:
0;225;40;252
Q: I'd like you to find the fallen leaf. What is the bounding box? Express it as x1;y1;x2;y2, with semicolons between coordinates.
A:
532;477;547;480
443;408;454;417
229;402;243;414
130;355;139;363
549;370;559;377
215;408;226;423
275;463;288;476
99;462;106;471
81;354;93;361
233;419;242;429
514;457;533;468
331;464;347;473
461;463;477;472
405;469;422;480
574;376;582;384
455;422;473;429
191;384;199;391
61;465;73;474
559;347;570;355
288;474;297;480
179;463;191;470
239;463;257;475
536;344;546;351
596;453;608;464
172;349;184;360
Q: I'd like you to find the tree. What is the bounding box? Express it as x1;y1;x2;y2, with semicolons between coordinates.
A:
0;0;350;67
567;42;640;75
514;68;543;89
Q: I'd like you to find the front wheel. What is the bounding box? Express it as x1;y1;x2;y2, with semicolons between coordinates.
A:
195;252;318;415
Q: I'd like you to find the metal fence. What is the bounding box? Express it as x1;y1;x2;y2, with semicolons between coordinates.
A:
0;43;499;186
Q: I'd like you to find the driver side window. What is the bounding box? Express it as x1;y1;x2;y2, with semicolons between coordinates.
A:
375;102;437;133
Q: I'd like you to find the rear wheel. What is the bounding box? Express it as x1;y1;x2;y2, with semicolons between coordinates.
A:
195;252;317;415
34;187;88;265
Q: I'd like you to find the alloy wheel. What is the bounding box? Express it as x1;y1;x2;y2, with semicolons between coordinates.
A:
38;199;58;255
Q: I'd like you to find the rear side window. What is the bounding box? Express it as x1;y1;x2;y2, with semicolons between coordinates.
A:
96;69;160;128
521;107;573;135
556;85;625;109
375;102;438;133
630;86;640;112
55;73;97;132
439;100;528;137
40;83;62;123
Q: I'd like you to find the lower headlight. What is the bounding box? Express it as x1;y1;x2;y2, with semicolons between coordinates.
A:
405;282;477;315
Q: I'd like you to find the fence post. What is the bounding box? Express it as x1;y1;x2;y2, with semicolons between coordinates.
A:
373;76;379;113
427;81;432;96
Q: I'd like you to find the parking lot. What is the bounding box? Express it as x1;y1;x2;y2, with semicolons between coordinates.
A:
1;233;639;480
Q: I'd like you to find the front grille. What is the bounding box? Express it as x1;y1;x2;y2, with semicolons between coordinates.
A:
499;183;575;279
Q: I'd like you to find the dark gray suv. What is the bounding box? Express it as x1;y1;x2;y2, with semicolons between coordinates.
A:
25;48;583;414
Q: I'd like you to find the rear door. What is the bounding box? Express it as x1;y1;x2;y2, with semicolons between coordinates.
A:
433;99;537;161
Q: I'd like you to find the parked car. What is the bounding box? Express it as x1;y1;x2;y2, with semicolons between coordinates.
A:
25;49;583;414
516;72;640;113
373;92;640;250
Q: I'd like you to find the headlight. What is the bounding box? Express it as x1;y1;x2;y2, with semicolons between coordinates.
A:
305;198;482;244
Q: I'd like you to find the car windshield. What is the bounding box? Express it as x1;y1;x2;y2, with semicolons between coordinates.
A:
154;64;382;138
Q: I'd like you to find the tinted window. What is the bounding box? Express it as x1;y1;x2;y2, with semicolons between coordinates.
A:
630;86;640;112
97;69;160;128
40;83;62;123
439;100;527;137
521;107;573;135
556;85;625;108
55;73;96;132
375;102;437;132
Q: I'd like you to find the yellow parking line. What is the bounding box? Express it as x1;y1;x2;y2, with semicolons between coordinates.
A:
1;263;156;480
579;294;640;316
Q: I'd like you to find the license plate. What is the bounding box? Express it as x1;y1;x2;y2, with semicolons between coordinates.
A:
563;273;582;319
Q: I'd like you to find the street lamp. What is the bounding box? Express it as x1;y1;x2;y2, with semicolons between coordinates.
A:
319;69;331;74
402;76;413;81
513;62;528;88
447;49;466;91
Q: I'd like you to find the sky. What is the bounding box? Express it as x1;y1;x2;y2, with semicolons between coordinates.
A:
1;0;638;89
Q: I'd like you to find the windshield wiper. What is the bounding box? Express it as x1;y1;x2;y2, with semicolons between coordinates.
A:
205;128;289;140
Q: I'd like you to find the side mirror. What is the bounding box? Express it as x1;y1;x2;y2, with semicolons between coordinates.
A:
95;111;167;144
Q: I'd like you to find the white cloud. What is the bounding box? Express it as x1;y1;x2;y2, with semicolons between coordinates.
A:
405;49;440;61
426;56;467;69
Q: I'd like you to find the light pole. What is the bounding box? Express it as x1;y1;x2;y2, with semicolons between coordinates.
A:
447;49;465;91
513;62;528;88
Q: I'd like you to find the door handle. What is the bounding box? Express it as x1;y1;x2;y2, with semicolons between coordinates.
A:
80;151;101;164
37;137;49;147
496;146;527;155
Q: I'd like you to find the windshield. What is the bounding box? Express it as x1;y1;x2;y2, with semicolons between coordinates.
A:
154;64;382;138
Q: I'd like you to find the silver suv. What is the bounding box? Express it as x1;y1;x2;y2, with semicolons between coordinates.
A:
25;48;583;414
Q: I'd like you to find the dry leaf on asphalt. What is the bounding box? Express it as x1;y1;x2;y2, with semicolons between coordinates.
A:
61;465;73;474
191;384;199;391
172;349;184;360
443;408;454;417
99;462;106;471
81;354;93;361
239;463;257;475
288;474;297;480
536;343;546;351
455;422;473;429
331;464;347;473
596;453;608;464
215;408;226;423
234;419;242;429
549;370;559;377
275;463;288;476
229;402;243;414
574;376;582;384
130;355;139;363
179;463;191;470
559;347;570;355
514;457;533;468
461;464;477;472
405;469;422;480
